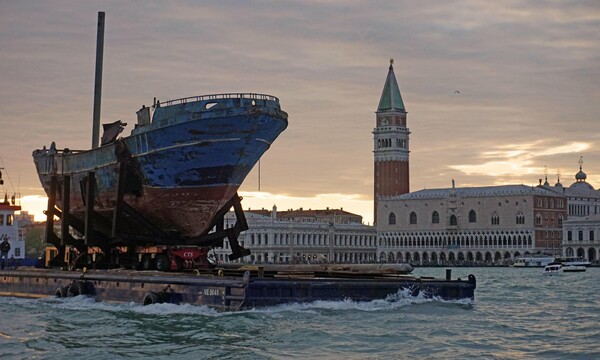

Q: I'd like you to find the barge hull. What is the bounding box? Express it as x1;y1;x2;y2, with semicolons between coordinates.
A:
0;268;476;311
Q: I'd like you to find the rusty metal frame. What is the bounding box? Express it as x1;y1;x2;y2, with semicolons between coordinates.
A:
44;154;252;268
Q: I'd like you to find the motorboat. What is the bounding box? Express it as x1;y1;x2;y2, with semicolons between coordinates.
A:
513;256;555;268
543;263;563;276
554;256;591;267
561;264;586;272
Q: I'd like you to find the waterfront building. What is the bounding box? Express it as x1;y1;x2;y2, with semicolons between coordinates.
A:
15;211;35;228
560;215;599;262
214;206;377;264
538;159;600;263
372;61;569;265
377;183;567;265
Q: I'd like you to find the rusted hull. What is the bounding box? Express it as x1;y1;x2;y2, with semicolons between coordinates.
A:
32;94;288;238
0;268;476;311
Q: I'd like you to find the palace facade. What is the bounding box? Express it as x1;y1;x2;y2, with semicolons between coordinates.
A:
214;206;377;264
377;184;566;265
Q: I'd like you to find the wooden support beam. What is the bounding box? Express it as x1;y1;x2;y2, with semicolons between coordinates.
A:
84;171;96;246
61;175;70;247
45;175;57;244
112;160;127;238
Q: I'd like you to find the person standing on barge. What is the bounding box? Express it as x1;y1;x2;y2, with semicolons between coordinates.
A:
0;235;10;269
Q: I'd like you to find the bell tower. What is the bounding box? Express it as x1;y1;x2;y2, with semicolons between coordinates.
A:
373;59;410;224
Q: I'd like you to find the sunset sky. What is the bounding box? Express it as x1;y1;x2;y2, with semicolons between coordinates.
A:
1;1;599;225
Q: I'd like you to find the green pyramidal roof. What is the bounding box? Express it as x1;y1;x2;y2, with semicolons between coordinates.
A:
377;62;405;112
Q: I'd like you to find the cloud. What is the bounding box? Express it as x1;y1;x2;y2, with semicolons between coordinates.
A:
450;142;591;177
1;1;599;224
19;195;49;222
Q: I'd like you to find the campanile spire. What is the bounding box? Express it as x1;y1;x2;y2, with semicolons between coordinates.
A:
373;60;410;225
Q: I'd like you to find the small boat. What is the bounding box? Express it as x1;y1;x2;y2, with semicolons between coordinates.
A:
554;256;591;267
543;263;563;276
513;256;555;268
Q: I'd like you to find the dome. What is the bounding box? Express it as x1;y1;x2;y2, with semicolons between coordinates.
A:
554;181;563;189
570;181;594;191
575;169;587;181
567;181;596;198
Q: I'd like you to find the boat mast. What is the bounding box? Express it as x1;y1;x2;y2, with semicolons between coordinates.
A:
92;11;105;149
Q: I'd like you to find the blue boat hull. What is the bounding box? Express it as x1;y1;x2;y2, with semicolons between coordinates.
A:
33;94;288;238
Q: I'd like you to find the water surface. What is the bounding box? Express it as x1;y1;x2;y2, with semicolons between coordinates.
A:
1;267;598;359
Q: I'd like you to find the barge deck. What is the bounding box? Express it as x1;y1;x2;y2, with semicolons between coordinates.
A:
0;266;476;311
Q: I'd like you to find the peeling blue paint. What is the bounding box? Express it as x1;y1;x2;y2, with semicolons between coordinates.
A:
32;93;288;237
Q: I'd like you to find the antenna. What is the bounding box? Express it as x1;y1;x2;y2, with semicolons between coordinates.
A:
258;159;261;191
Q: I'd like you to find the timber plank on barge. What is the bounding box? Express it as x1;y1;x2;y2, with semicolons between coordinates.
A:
0;266;476;311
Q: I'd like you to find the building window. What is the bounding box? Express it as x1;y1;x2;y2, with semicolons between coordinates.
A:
578;231;583;241
469;210;477;223
450;215;457;226
567;231;572;241
558;214;563;226
491;213;500;225
590;230;595;242
516;211;525;225
535;213;542;225
409;212;417;225
389;212;396;225
432;211;439;224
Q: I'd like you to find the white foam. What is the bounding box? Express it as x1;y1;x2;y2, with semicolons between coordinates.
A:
5;288;473;316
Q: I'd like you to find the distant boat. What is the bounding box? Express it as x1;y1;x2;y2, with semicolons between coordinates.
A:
512;256;555;268
543;260;587;275
33;93;288;241
561;265;586;273
543;263;563;276
553;256;591;267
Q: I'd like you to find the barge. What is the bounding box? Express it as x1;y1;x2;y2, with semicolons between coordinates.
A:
0;266;476;310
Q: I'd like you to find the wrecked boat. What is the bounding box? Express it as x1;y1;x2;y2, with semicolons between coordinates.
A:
32;93;288;240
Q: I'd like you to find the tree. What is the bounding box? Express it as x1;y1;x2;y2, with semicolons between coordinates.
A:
25;225;46;258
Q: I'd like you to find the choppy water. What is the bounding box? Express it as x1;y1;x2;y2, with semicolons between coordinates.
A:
0;267;599;360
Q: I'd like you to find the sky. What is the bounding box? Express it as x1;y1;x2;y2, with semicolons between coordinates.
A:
0;1;599;225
